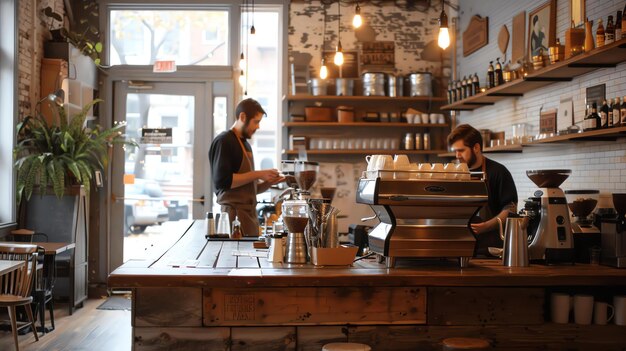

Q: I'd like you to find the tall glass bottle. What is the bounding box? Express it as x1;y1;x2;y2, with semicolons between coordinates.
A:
608;98;614;128
456;80;463;101
495;58;504;86
472;73;480;94
461;76;468;99
621;96;626;125
487;61;495;89
606;16;615;45
597;19;606;47
600;99;609;128
583;102;601;131
613;97;621;127
617;11;623;40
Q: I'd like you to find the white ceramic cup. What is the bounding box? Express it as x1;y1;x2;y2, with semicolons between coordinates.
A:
365;155;379;171
421;113;429;124
393;154;410;169
374;155;394;171
406;114;414;124
593;301;614;325
574;294;594;325
430;163;444;179
429;113;438;124
551;293;571;324
614;295;626;326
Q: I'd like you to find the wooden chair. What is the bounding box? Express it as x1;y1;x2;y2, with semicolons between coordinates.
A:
0;243;40;351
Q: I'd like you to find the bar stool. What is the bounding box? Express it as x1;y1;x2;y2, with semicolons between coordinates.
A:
322;343;371;351
442;337;491;350
9;229;34;242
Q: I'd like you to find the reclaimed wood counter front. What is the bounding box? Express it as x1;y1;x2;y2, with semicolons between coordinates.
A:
109;220;626;351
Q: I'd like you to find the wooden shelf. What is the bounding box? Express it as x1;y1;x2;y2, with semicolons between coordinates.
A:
442;38;626;111
283;149;446;155
283;122;449;128
286;95;447;103
437;126;626;157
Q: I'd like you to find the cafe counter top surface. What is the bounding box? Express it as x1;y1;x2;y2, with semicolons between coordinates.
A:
108;219;626;289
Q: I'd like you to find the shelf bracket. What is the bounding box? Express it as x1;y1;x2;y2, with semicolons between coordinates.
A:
524;77;572;82
568;63;616;68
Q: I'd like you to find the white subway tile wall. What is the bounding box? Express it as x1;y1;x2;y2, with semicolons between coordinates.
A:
457;0;626;206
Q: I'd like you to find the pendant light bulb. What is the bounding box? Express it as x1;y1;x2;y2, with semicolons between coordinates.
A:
334;41;344;66
250;25;256;35
320;59;329;79
352;4;362;28
437;7;450;49
239;70;246;86
239;52;245;70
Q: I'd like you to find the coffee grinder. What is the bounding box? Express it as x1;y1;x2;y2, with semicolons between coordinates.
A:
524;169;575;263
601;193;626;268
564;190;600;233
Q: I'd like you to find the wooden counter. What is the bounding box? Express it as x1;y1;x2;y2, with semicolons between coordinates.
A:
109;220;626;351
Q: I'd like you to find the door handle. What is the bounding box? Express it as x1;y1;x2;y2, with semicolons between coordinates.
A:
200;195;205;206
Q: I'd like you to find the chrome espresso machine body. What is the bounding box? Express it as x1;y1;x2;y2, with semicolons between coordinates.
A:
356;170;488;268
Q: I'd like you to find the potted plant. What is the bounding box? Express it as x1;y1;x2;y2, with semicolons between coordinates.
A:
42;3;103;66
14;99;136;204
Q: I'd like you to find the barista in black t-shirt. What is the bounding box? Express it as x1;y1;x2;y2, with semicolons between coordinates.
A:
447;124;518;255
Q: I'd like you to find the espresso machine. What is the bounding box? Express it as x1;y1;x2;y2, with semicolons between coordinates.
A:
601;193;626;268
356;168;488;268
524;170;575;264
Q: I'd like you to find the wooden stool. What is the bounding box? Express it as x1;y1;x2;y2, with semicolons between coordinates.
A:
10;229;34;242
322;342;372;351
442;337;490;350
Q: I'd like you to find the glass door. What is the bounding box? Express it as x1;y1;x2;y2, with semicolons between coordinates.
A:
110;81;232;264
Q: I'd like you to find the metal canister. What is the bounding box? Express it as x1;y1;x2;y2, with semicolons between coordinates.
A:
422;132;431;150
408;72;433;97
362;73;386;96
387;74;397;97
414;133;422;150
404;133;414;150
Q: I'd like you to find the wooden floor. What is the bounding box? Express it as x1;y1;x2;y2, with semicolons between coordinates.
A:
0;298;131;351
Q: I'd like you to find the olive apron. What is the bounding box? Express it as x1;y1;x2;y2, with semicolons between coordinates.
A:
216;130;259;237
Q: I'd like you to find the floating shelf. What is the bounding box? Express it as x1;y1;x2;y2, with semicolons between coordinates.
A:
442;38;626;111
283;122;449;128
437;126;626;157
286;95;447;103
283;149;446;155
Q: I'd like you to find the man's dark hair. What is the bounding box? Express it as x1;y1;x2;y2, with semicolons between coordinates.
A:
235;98;267;122
447;124;483;150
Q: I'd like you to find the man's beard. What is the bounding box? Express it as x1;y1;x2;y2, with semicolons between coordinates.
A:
242;120;253;139
466;150;478;169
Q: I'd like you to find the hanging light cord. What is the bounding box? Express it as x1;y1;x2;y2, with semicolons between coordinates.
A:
246;1;249;95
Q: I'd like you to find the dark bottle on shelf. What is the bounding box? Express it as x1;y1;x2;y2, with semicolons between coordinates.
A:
597;18;606;47
613;97;621;127
621;96;626;125
467;76;474;96
451;81;457;102
606;16;615;44
456;80;463;101
495;58;504;86
447;82;453;103
583;102;601;131
622;6;626;39
617;11;623;40
600;99;609;128
608;99;614;128
487;61;495;89
472;73;480;93
461;76;467;99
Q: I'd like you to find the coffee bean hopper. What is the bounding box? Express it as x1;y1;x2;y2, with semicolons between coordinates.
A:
356;169;488;268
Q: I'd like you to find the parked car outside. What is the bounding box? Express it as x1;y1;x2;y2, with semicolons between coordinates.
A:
124;178;169;234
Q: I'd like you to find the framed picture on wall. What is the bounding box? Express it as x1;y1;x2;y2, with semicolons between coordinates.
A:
527;0;556;60
571;0;586;28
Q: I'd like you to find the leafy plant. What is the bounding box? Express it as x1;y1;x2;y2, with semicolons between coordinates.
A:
43;3;103;66
14;100;136;204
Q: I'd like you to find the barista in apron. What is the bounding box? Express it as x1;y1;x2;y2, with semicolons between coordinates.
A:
448;124;518;256
209;98;283;237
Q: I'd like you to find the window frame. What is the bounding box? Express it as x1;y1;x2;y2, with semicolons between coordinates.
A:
0;0;18;232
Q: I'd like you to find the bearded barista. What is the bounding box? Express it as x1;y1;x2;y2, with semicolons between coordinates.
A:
447;124;518;255
209;98;284;236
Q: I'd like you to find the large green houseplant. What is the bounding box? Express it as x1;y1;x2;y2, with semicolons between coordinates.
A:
14;99;135;204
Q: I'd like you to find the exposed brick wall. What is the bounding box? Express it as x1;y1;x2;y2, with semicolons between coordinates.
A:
288;1;449;80
456;0;626;206
17;0;62;118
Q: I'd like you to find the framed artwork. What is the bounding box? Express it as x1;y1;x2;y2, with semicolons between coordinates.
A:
527;0;556;60
571;0;586;28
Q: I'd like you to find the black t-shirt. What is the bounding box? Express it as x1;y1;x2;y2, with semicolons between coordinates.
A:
208;130;253;196
471;157;518;255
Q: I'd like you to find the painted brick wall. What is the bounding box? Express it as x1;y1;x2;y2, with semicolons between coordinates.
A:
288;1;447;79
17;0;61;117
456;0;626;206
